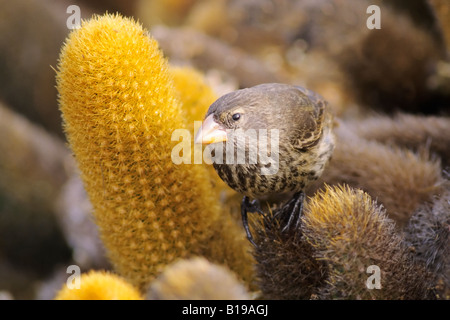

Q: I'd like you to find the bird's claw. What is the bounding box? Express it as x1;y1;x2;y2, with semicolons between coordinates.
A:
241;196;265;247
274;192;305;233
241;192;304;246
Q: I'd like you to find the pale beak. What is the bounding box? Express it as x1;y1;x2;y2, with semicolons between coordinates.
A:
194;114;228;145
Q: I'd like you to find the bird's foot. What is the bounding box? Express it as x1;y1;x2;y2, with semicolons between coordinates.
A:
241;196;265;247
273;191;305;233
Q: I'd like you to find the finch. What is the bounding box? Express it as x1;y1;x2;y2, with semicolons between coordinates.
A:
195;83;335;245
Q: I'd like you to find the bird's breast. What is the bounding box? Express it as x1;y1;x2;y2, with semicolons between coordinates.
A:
212;145;317;198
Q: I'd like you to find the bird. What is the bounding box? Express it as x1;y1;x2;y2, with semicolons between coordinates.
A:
195;83;335;245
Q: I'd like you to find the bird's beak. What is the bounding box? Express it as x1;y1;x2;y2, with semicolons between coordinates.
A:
194;114;228;145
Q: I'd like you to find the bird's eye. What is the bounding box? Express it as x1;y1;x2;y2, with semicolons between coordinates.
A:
232;113;241;121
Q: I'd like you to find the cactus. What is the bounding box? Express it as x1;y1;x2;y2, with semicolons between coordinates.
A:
309;124;444;226
56;13;254;291
170;66;217;124
147;257;250;300
303;185;436;299
403;187;450;299
55;271;143;300
346;114;450;168
337;7;442;114
170;66;240;213
251;211;327;299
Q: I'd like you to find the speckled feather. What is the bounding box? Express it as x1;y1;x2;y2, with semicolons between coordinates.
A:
207;83;335;199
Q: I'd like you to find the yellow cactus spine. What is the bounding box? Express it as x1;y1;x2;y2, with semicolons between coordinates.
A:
170;66;218;124
170;66;239;205
56;14;253;291
55;271;143;300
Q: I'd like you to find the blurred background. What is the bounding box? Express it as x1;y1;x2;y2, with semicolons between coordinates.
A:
0;0;449;299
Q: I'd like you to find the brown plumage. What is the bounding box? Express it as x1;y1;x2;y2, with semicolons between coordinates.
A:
195;83;335;243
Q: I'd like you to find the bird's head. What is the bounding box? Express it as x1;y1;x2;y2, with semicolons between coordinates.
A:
194;88;258;145
194;83;320;146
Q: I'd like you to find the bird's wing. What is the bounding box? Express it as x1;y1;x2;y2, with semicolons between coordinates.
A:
289;86;326;151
